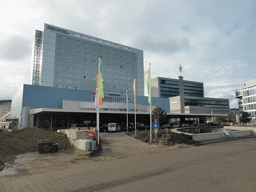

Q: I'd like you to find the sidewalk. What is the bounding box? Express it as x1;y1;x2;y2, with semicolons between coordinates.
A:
1;133;254;192
0;133;165;192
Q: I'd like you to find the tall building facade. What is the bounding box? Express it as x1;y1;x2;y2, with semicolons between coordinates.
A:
151;77;204;98
0;100;11;118
152;77;229;122
236;79;256;123
32;24;144;95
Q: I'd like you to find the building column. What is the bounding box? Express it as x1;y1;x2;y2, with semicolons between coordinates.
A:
50;114;53;131
179;76;185;113
29;114;34;127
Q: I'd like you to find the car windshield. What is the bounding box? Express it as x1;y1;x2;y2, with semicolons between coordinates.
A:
109;123;115;127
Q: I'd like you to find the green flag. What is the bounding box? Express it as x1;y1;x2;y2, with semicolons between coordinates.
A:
99;71;104;98
99;57;104;98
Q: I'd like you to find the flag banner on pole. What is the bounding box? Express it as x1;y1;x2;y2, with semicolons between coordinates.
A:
95;88;98;110
127;94;130;111
96;75;103;106
99;56;104;100
99;72;104;99
99;96;103;105
146;64;151;104
133;78;136;106
99;57;102;67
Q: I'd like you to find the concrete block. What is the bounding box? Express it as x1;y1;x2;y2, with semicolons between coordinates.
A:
76;131;88;140
75;139;92;151
91;140;96;151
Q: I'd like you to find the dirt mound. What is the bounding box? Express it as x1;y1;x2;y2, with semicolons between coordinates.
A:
159;131;198;146
130;129;199;145
0;127;71;161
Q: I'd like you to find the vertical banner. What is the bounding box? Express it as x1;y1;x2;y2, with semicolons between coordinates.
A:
95;88;98;110
99;57;104;103
127;94;130;111
146;64;151;104
96;56;104;145
133;78;136;135
97;74;103;105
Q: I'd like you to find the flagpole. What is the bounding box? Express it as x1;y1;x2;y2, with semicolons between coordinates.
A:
97;83;100;144
126;88;128;132
134;79;137;136
96;57;100;145
149;63;152;144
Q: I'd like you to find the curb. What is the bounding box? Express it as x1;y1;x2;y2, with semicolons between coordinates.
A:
198;135;256;145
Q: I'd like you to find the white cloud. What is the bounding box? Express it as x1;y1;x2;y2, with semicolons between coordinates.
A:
1;0;256;109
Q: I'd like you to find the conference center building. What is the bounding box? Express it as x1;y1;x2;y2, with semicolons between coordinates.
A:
4;24;230;129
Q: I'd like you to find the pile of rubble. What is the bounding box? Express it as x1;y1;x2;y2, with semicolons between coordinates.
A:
0;127;71;164
159;131;199;146
130;129;199;145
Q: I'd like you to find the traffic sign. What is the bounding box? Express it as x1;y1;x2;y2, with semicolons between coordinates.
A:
152;122;159;129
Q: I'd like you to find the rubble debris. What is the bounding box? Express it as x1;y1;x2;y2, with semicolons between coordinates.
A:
0;127;71;164
128;129;199;146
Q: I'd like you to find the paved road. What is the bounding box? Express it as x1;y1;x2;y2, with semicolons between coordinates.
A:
0;132;256;191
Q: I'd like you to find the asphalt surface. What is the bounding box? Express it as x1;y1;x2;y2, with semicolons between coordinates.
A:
0;132;256;191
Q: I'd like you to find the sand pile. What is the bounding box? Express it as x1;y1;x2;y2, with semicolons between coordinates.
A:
0;127;71;161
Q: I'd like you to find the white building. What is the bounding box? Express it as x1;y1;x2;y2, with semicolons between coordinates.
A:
236;79;256;123
32;24;144;95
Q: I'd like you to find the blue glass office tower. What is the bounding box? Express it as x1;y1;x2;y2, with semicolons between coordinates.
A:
151;77;204;98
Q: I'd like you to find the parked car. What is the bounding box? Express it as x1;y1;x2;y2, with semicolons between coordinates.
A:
182;124;190;127
100;124;108;132
207;122;219;126
128;123;135;132
136;123;146;130
172;122;180;128
108;123;121;132
161;124;172;129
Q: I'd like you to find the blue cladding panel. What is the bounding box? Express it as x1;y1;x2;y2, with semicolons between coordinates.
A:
22;84;170;113
137;95;170;113
22;84;93;109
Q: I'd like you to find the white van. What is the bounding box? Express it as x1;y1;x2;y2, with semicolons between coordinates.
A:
108;123;121;132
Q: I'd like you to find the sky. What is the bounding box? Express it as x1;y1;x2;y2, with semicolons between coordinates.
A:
1;0;256;108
